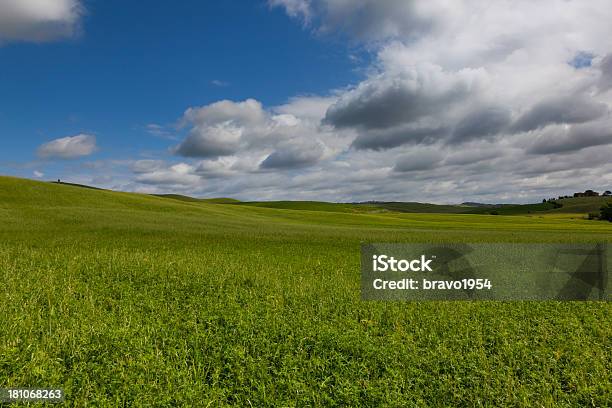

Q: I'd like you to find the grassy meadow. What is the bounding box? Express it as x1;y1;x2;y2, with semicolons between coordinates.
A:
0;175;611;406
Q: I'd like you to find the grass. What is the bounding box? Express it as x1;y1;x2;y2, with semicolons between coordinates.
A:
234;200;380;213
231;200;486;214
228;197;611;216
360;201;471;214
153;194;241;204
1;175;611;406
62;179;612;216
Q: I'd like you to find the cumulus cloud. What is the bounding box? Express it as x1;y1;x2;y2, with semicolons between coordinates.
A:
182;99;266;128
134;162;200;187
194;157;243;178
260;141;324;169
598;54;612;92
351;125;447;150
174;98;335;169
0;0;83;43
324;65;478;130
451;107;512;143
174;99;270;158
174;123;243;158
444;145;503;166
37;134;97;159
269;0;312;22
393;148;443;172
511;96;608;133
130;1;612;203
525;121;612;155
275;95;336;120
269;0;434;42
131;160;166;174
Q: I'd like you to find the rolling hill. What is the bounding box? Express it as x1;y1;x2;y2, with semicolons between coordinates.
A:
19;177;612;216
0;175;611;405
230;197;611;216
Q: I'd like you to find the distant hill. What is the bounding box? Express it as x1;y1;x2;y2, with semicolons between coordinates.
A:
461;202;500;207
462;202;557;215
152;194;203;202
365;202;470;214
227;197;611;216
201;197;241;204
152;194;240;204
17;177;611;216
227;200;554;215
550;196;612;214
234;201;376;213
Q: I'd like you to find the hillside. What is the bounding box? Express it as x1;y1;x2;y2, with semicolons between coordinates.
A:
153;194;240;204
1;175;611;405
552;196;612;214
233;200;379;213
360;201;472;213
9;177;609;216
229;197;610;216
229;200;491;214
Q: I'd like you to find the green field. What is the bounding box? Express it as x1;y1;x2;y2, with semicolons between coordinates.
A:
230;196;611;216
1;175;611;406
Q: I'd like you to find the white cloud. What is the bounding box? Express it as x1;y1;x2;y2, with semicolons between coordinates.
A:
33;170;44;178
524;121;612;155
37;134;97;159
210;79;229;87
260;140;325;169
128;1;612;202
274;95;336;120
394;148;444;173
0;0;83;43
134;162;201;187
174;98;338;169
145;123;176;140
324;63;483;131
269;0;312;23
269;0;434;42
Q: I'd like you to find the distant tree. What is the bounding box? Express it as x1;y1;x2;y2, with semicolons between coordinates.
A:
600;203;612;222
604;190;612;197
542;199;547;203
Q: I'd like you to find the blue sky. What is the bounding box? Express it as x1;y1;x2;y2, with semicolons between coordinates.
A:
1;1;612;203
0;1;363;166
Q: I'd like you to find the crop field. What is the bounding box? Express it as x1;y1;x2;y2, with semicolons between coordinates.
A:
0;176;611;406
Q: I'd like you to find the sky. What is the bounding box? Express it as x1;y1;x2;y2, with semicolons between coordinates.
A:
1;0;612;203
